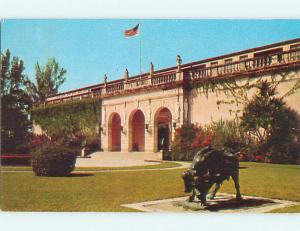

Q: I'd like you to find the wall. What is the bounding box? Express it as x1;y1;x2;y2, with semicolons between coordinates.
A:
190;69;300;126
101;87;184;152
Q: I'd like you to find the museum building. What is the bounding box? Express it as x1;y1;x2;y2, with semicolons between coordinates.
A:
33;38;300;153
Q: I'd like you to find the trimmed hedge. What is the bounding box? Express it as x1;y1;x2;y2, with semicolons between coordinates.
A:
31;143;76;176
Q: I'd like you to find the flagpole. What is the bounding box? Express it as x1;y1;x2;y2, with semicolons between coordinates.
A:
139;23;142;77
124;23;142;77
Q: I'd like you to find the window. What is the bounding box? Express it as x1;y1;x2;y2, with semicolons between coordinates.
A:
254;48;283;57
239;55;248;60
210;61;218;67
225;58;233;64
290;44;300;50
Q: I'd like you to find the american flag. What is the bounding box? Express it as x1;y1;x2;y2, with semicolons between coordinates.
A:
124;24;140;37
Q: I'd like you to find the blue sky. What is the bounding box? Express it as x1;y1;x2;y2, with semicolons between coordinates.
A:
1;19;300;93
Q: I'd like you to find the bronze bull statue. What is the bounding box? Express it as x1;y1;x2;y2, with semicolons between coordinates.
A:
182;146;242;206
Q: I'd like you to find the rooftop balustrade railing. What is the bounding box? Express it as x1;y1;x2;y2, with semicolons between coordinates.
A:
44;49;300;105
125;76;150;90
105;81;124;94
151;72;177;85
189;49;300;80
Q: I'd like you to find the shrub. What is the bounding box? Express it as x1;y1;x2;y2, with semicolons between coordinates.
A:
208;119;247;153
85;136;101;154
169;124;202;161
66;133;101;156
240;81;300;164
15;134;50;154
169;124;213;161
169;120;252;161
31;143;76;176
269;141;300;164
67;132;86;156
239;151;252;162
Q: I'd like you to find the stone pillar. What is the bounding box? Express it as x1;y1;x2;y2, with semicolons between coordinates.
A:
121;126;128;152
144;124;153;152
121;104;129;152
101;105;108;151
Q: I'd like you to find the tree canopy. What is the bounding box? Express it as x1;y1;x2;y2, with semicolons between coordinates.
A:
1;49;32;153
27;58;67;102
1;50;67;153
240;80;300;163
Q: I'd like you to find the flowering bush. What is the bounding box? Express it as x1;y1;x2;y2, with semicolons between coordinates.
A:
253;154;265;162
168;120;251;161
168;124;201;161
168;124;214;161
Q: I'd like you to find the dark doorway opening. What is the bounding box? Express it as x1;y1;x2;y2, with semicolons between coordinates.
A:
157;124;170;151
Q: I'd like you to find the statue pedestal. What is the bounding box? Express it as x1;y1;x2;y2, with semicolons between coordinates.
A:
181;201;207;211
121;193;298;212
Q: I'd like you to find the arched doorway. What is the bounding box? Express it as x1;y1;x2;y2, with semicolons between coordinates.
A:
108;113;121;151
154;107;172;152
129;109;145;152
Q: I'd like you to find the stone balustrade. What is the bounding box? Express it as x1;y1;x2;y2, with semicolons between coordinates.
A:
125;76;150;90
189;49;300;80
105;81;125;94
43;48;300;105
151;72;177;85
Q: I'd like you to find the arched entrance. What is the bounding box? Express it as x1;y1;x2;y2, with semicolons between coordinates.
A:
108;113;121;151
154;107;172;152
129;109;145;152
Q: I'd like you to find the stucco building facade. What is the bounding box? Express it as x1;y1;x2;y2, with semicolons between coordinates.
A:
36;38;300;153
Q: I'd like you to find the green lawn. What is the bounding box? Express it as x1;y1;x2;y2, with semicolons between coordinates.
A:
1;162;299;212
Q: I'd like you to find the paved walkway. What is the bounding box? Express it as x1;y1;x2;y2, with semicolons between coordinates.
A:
1;161;190;173
1;151;191;173
75;151;164;167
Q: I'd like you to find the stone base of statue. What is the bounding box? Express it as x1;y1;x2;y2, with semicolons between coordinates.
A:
181;200;207;211
179;195;243;211
121;193;299;212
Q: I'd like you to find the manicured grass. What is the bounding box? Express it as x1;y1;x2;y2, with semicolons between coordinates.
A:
220;162;300;204
0;161;181;172
1;162;299;212
1;169;186;211
0;166;31;171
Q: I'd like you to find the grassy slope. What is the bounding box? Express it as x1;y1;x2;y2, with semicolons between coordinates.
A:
1;162;299;212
